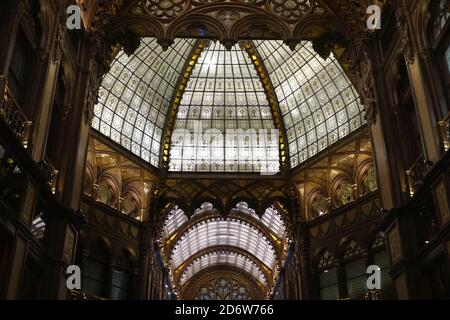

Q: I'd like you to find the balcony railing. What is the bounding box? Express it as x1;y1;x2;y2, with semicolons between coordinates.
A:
438;112;450;152
39;157;59;194
406;155;434;197
0;75;33;149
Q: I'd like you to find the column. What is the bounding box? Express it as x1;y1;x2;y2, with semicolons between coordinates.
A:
138;222;154;299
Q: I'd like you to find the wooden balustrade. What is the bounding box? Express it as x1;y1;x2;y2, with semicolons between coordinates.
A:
0;75;33;149
39;157;59;194
406;155;434;197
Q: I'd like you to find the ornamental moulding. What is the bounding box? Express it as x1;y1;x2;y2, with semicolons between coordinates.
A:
89;0;347;51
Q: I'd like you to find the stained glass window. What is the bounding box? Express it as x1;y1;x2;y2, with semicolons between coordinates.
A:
195;278;252;300
254;40;366;167
169;41;280;173
179;251;267;286
93;38;195;167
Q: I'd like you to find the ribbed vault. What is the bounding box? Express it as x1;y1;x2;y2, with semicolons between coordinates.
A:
170;218;277;270
178;248;269;288
163;209;286;255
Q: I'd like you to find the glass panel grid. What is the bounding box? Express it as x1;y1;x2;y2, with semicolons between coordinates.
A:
170;219;277;269
180;251;267;286
254;40;366;167
261;206;286;238
169;41;280;173
93;38;195;167
162;206;188;238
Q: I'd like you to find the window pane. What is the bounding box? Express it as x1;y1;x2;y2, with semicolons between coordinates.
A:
345;259;366;298
111;270;129;300
83;259;105;297
374;251;392;289
319;268;339;300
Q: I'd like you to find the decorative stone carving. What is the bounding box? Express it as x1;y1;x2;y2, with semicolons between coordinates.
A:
311;195;329;217
52;25;64;64
89;0;125;35
312;33;346;60
395;4;416;64
370;231;386;249
116;31;141;56
317;250;334;269
84;64;101;125
90;0;337;52
269;0;314;19
342;239;362;259
364;167;378;192
336;181;354;206
216;9;240;29
144;0;188;19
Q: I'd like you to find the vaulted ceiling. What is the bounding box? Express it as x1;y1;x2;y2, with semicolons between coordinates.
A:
159;200;290;298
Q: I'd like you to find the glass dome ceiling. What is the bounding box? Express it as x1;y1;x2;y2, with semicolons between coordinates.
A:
93;38;365;170
255;40;366;167
169;41;279;173
93;38;195;167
